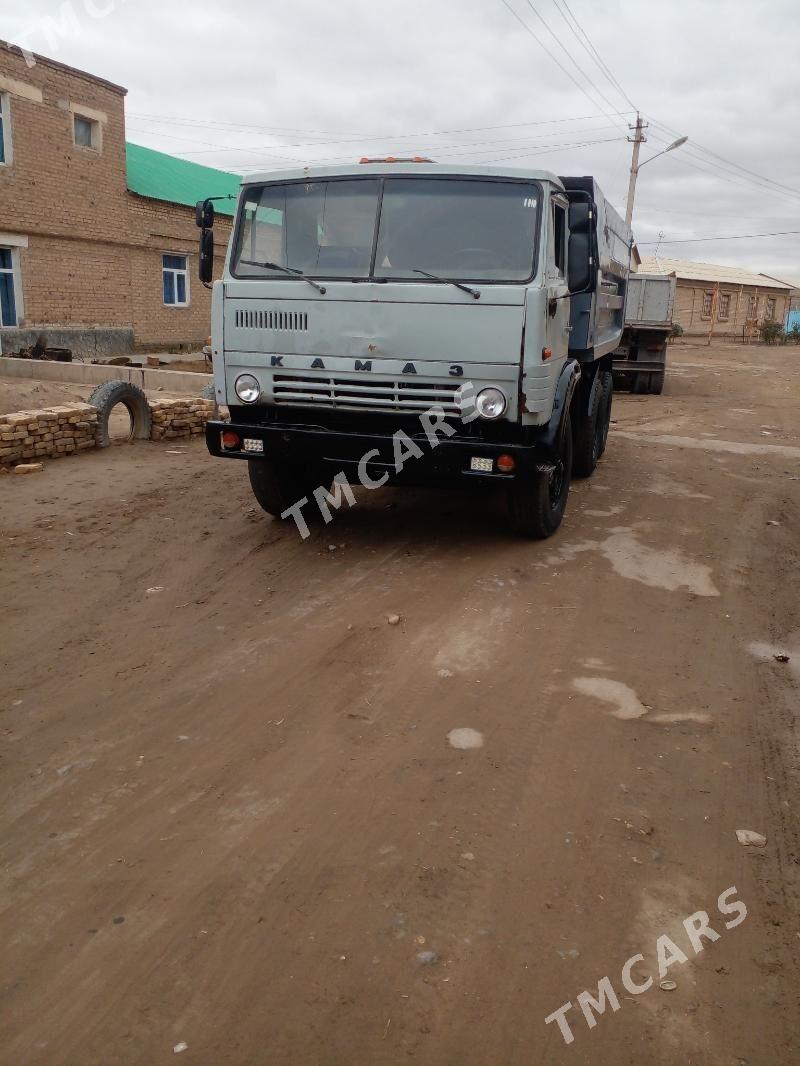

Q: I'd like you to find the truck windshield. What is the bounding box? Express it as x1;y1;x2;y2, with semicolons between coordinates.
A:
231;177;540;282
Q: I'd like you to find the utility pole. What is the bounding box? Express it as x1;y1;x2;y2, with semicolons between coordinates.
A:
625;113;647;230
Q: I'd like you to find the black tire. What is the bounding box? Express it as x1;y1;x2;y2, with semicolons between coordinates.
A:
632;373;649;395
508;412;573;539
649;368;665;395
598;370;613;458
248;457;329;519
88;379;152;447
572;374;602;478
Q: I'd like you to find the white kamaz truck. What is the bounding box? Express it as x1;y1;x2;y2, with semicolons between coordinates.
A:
198;161;631;538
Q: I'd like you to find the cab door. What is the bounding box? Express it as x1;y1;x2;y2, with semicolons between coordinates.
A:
545;194;571;360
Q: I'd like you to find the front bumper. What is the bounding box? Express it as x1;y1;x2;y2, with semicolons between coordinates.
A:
206;419;550;483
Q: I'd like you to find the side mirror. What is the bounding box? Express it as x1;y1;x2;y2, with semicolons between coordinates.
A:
196;199;215;229
567;200;596;294
199;228;214;285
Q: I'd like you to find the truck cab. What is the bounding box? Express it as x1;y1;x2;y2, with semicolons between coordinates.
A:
200;161;631;538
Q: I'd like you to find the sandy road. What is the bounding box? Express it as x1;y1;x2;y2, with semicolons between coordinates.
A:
1;343;798;1065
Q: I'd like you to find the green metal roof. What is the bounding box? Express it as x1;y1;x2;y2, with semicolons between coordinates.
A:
126;142;241;216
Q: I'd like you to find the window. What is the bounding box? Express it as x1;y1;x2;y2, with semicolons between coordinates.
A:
747;294;758;319
552;200;567;277
73;113;99;150
766;297;776;320
702;291;714;317
0;93;10;165
231;177;541;282
235;178;380;279
163;254;189;306
374;179;539;281
0;248;19;327
717;292;731;320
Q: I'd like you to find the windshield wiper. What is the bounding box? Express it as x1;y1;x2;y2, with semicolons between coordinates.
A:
412;268;480;300
239;259;326;294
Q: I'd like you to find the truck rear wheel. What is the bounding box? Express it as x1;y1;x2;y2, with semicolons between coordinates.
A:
632;373;649;394
572;374;602;478
598;371;613;457
649;368;665;394
248;458;328;519
508;413;573;539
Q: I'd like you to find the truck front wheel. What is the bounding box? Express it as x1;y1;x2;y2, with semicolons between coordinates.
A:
508;413;573;539
248;457;328;518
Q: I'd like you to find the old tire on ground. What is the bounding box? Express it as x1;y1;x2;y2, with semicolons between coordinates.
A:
248;458;329;520
88;379;152;448
649;368;665;394
508;412;573;539
572;374;602;478
597;370;613;457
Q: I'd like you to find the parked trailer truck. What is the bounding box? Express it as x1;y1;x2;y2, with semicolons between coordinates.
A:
612;272;676;395
198;162;631;538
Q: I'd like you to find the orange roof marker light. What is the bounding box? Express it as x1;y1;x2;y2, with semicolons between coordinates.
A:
359;156;435;164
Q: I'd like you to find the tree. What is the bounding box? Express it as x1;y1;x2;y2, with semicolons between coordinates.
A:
758;320;784;345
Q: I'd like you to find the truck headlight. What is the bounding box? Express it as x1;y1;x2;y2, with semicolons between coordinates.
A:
234;374;260;404
475;387;507;420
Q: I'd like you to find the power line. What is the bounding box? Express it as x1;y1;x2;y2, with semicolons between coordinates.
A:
519;0;623;118
129;114;366;138
135;120;624;161
128;110;633;154
551;0;637;111
646;115;800;200
233;134;627;172
498;0;628;127
639;229;800;245
476;135;626;164
644;130;800;207
125;126;300;162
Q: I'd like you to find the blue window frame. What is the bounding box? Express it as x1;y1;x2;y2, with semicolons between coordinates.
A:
0;248;18;327
163;254;189;306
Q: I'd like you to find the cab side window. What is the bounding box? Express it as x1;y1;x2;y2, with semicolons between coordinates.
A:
552;201;567;277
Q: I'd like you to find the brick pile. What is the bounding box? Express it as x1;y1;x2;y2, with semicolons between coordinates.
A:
149;398;216;441
0;404;98;467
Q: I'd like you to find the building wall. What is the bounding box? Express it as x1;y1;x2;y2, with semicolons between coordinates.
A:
671;280;790;338
127;194;231;349
0;44;231;352
0;47;129;243
18;235;133;326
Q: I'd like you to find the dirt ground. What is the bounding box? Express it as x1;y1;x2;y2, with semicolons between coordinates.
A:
0;375;207;416
1;342;798;1065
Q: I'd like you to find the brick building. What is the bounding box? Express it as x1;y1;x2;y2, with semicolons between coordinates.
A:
0;41;239;357
639;256;794;340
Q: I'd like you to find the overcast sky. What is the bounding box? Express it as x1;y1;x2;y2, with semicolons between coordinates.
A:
2;0;799;281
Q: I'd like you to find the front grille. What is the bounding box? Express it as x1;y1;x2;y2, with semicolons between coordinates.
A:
273;374;462;414
234;309;308;332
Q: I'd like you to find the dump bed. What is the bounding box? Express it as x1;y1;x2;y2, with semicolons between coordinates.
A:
625;272;675;328
559;175;632;362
